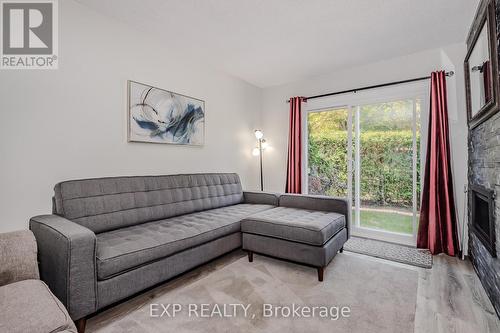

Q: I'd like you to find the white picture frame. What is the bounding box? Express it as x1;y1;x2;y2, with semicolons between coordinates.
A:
127;80;205;145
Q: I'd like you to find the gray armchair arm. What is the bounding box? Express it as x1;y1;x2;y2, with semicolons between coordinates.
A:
0;230;39;286
29;215;97;320
243;191;280;206
279;194;350;237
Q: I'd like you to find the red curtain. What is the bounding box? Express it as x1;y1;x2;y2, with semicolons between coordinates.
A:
286;97;305;193
417;71;458;256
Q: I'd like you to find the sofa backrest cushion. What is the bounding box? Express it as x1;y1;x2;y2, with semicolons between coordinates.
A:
53;173;244;233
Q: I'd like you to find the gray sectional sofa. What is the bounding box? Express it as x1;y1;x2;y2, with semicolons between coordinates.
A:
29;173;349;331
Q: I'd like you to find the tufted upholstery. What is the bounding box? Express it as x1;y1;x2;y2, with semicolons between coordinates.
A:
241;207;345;246
53;173;244;233
96;203;274;279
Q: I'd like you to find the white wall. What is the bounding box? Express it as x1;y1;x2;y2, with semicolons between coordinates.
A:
261;44;469;250
0;0;263;233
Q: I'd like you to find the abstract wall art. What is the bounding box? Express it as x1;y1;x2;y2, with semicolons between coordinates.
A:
128;81;205;145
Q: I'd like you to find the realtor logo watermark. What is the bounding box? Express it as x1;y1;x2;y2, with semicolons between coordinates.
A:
150;303;352;321
1;0;58;69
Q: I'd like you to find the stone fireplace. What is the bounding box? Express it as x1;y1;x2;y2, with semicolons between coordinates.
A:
468;100;500;319
469;184;496;257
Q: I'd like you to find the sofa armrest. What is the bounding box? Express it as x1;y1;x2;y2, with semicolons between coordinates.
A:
0;230;40;286
29;215;97;320
243;191;280;206
279;194;350;237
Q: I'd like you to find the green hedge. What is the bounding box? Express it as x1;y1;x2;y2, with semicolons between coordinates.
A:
308;130;420;208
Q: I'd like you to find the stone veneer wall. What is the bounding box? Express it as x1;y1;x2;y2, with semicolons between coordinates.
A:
469;111;500;317
467;0;500;317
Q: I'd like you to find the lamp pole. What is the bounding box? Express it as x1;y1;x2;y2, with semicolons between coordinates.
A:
259;138;263;191
254;130;265;191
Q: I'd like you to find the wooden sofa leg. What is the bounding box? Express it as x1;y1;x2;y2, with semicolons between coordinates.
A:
317;267;324;282
247;251;253;262
339;246;344;253
75;317;86;333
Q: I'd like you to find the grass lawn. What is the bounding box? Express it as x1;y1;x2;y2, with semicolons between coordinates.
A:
357;208;414;234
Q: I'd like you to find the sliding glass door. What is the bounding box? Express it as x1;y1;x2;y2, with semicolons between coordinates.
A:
305;88;425;245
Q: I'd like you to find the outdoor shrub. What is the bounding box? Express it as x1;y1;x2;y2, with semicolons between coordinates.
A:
308;130;420;208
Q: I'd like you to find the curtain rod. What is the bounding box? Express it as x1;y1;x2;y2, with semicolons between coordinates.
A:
286;71;454;103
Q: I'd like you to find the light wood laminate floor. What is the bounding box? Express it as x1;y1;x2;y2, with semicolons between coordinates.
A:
351;252;500;333
412;254;499;333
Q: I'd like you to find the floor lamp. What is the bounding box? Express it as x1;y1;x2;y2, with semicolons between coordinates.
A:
252;130;267;191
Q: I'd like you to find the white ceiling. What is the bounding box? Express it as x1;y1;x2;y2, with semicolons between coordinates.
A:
76;0;479;87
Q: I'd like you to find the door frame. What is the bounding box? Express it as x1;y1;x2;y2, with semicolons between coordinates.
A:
302;81;429;246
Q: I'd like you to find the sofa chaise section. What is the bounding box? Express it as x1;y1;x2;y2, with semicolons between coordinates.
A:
241;194;350;281
240;207;346;246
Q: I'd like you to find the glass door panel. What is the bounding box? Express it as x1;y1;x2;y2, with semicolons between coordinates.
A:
307;108;351;198
355;99;420;236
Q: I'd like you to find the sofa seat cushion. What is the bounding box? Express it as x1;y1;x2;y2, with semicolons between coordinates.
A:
96;203;274;279
241;207;345;246
0;279;77;333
